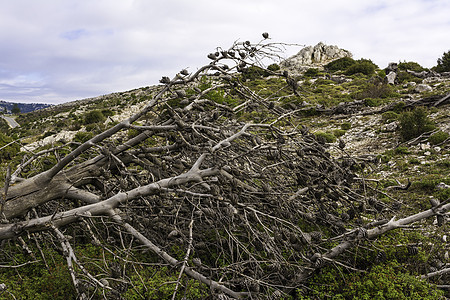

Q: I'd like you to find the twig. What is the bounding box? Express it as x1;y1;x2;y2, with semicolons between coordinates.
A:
171;218;194;300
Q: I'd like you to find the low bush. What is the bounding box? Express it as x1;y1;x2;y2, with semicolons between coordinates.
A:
325;57;355;72
314;131;337;143
340;122;352;130
301;262;443;299
83;110;105;125
398;107;436;141
0;132;20;161
397;71;423;84
345;59;378;76
433;50;450;73
382;111;399;123
353;83;398;100
73;131;94;143
241;66;269;81
398;61;426;72
428;130;449;145
333;129;346;137
304;68;320;77
267;63;280;72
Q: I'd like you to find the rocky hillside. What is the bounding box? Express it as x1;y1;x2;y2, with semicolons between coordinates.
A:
0;41;448;299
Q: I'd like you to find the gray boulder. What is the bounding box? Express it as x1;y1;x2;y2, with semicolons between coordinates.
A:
414;83;433;93
385;62;398;73
385;71;397;85
281;42;352;73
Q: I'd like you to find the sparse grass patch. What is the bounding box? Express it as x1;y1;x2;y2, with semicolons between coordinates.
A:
333;129;346;138
340;122;351;130
382;111;399;123
314;131;337;143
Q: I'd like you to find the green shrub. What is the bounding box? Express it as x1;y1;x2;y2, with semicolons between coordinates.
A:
433;50;450;73
241;66;268;81
395;145;410;154
345;59;378;76
377;69;386;77
302;262;443;300
314;131;337;143
398;61;426;72
354;83;398;100
382;111;399;123
267;63;280;72
343;263;443;299
325;57;356;72
124;266;209;299
0;246;75;300
428;130;449;145
398;107;436;141
101;109;115;117
83;110;105;125
397;71;423;84
205;89;236;106
304;68;320;77
0;132;20;161
333;129;346;137
340;122;351;130
73;131;94;143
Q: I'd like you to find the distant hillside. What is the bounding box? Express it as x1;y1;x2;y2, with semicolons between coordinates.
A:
0;100;53;114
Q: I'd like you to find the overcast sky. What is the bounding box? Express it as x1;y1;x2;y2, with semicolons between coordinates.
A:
1;0;449;104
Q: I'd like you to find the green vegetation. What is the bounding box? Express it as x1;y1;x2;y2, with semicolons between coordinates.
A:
300;262;443;299
433;50;450;73
340;122;351;130
267;63;280;72
83;110;106;125
398;61;427;72
304;68;320;77
397;107;436;141
353;83;398;102
124;267;209;299
428;130;449;145
11;103;21;114
0;47;449;299
325;57;356;72
325;57;378;76
345;59;378;76
73;131;95;143
0;132;20;161
314;131;337;143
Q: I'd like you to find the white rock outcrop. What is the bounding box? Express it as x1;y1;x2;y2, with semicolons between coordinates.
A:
281;42;352;73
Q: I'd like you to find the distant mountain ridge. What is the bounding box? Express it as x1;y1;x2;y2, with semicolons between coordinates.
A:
0;100;53;114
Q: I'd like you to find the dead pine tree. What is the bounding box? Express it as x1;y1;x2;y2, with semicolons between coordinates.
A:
0;37;448;299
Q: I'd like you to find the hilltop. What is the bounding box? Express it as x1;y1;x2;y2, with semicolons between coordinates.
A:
0;41;448;299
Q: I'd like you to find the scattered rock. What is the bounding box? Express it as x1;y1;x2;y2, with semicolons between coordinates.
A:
414;83;433;93
403;81;417;88
385;71;397;85
385;62;398;73
331;75;351;84
436;182;450;189
21;130;78;152
382;121;397;132
420;143;431;150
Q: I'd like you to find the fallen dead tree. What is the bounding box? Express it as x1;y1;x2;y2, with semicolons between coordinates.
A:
0;37;448;299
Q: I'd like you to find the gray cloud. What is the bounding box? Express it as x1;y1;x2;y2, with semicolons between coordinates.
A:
0;0;449;104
